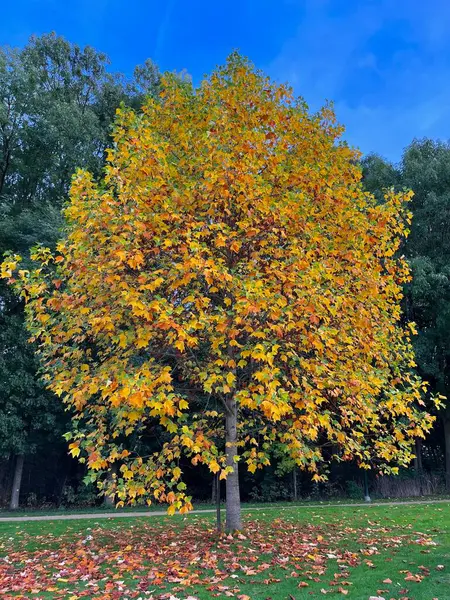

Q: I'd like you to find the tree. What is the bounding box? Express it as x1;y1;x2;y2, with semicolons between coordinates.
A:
2;55;437;531
362;140;450;487
0;32;163;508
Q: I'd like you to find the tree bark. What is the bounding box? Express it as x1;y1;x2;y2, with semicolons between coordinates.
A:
444;417;450;492
414;438;424;496
0;458;11;506
414;438;423;473
215;474;222;532
225;396;241;532
9;454;24;510
211;474;217;504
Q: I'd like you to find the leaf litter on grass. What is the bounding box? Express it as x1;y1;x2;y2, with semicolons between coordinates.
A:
0;515;440;600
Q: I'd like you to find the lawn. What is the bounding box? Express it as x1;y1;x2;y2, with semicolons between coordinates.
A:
0;502;449;600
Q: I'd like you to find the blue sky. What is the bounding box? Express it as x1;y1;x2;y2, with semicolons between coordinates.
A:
2;0;450;161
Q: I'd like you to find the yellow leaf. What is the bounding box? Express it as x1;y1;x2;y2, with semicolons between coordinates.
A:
226;372;235;386
122;469;134;480
68;443;80;458
174;339;185;352
210;460;220;474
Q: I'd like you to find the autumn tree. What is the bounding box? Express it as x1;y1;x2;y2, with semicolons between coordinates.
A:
2;54;438;531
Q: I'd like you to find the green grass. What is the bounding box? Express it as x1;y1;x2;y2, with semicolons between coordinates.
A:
1;502;449;599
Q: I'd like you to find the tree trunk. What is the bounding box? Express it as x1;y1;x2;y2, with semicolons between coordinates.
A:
414;438;423;473
363;470;371;502
0;458;12;506
9;454;24;510
293;468;298;501
215;474;222;532
414;438;424;496
225;396;241;532
444;417;450;492
211;474;217;504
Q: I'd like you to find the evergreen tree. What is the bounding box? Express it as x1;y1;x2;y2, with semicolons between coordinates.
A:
362;140;450;487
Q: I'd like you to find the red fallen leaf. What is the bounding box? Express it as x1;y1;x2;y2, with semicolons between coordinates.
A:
298;581;309;588
382;578;392;583
404;572;423;582
337;588;348;595
237;596;251;600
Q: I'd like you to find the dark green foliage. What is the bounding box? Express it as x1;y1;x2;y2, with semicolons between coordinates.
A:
362;140;450;397
0;291;65;457
360;153;399;201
